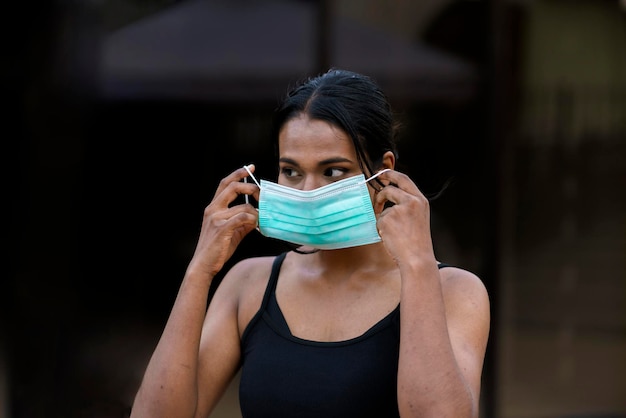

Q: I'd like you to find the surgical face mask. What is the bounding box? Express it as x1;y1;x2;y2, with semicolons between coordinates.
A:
244;166;389;250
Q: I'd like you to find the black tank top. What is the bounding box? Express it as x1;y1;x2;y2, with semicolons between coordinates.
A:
239;252;450;417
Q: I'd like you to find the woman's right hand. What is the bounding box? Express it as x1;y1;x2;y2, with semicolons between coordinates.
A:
187;165;260;279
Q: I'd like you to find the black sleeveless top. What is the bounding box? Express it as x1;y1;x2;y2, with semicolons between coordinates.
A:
239;252;450;417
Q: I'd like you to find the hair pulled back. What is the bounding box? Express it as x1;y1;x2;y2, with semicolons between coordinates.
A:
273;69;398;176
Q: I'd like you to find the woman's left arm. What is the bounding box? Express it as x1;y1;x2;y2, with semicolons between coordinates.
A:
375;170;490;418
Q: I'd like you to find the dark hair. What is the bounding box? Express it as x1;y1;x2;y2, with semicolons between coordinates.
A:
272;68;399;177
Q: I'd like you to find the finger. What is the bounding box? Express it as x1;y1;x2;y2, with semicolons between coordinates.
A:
213;166;260;206
376;170;420;195
223;207;259;229
375;186;429;219
214;182;260;209
374;185;407;212
375;186;396;205
213;165;256;199
204;204;259;233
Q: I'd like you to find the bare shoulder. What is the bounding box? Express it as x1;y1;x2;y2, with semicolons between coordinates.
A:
438;266;490;321
224;255;277;283
221;255;280;336
439;266;488;297
220;255;277;304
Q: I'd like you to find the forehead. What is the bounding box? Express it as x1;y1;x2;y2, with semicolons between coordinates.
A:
278;115;356;159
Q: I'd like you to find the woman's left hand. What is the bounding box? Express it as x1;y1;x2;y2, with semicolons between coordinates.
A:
373;170;435;266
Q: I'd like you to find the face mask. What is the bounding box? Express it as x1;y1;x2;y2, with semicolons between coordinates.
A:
244;166;389;250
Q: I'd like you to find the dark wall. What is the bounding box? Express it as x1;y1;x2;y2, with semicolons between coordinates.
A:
3;2;284;415
6;2;99;416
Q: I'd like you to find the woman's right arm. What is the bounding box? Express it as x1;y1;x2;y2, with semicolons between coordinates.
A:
130;166;260;418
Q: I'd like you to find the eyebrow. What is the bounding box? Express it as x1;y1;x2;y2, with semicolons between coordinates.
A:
278;157;355;167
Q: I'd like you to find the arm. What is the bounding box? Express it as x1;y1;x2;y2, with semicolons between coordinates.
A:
130;166;260;418
397;261;489;418
375;170;490;418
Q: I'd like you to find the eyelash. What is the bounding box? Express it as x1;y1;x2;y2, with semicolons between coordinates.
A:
324;167;347;177
280;167;299;178
279;167;348;178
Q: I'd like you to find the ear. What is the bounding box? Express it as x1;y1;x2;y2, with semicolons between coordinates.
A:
380;151;395;171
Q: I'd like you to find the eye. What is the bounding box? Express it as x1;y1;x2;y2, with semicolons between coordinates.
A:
323;167;348;178
280;167;300;178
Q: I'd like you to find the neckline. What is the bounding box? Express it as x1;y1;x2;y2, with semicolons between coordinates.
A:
249;252;451;347
263;298;400;347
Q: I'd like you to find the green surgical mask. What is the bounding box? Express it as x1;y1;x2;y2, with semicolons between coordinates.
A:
244;166;389;250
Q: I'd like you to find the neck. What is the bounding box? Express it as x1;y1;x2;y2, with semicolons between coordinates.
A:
308;242;397;274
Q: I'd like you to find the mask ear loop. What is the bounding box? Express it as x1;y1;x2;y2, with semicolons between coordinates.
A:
364;168;391;184
243;165;262;205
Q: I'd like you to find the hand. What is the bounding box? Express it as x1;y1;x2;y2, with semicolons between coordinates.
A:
187;165;260;278
373;170;435;266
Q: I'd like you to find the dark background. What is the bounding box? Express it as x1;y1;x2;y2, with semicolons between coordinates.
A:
5;1;625;417
2;0;507;416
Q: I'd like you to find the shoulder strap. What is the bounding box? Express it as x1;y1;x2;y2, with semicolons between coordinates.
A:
258;252;288;311
240;252;289;345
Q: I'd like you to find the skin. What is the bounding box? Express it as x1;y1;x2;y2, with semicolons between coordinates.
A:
130;114;491;418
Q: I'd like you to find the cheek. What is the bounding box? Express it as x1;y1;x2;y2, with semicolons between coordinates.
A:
367;185;381;210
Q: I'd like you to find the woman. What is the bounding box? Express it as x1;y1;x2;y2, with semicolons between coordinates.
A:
130;69;490;417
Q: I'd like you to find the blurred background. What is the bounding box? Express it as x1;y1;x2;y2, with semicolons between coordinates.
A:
4;0;625;417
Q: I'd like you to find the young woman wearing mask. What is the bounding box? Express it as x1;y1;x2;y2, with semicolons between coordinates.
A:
130;69;490;418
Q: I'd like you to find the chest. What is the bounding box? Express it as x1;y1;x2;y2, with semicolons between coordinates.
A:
275;273;401;342
239;302;401;417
